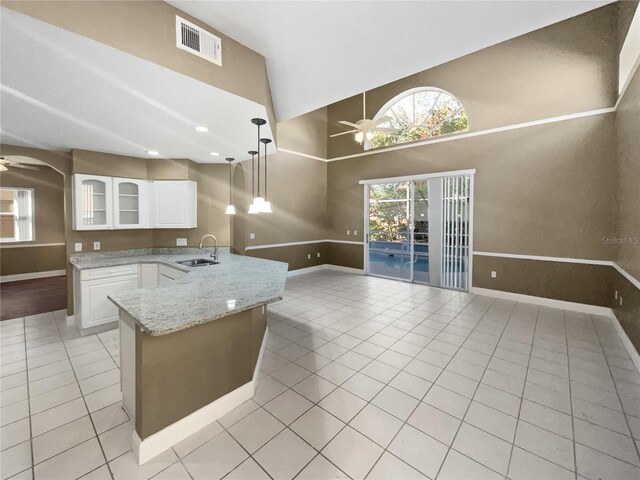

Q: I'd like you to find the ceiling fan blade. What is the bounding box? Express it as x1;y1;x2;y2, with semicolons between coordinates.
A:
338;120;359;128
330;130;358;138
8;164;39;170
371;116;393;127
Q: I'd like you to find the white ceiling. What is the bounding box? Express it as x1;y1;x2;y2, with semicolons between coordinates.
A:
0;8;274;163
169;0;613;121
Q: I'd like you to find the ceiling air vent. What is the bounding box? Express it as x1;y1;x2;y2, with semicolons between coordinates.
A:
175;16;222;66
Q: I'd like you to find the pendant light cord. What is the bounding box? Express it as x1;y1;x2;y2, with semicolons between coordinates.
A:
229;161;232;204
257;124;261;197
264;142;268;200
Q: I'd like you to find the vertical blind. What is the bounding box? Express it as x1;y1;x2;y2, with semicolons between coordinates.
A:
441;175;471;291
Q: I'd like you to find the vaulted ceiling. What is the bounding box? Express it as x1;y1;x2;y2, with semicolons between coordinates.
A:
169;0;613;120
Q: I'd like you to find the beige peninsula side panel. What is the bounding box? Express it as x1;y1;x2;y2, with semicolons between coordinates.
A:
135;306;266;439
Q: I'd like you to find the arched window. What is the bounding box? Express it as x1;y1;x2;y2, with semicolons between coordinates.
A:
368;88;468;150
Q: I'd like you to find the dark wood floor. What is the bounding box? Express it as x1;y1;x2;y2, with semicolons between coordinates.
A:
1;275;67;321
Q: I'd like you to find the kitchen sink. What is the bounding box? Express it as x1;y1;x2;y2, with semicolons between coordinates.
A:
176;258;219;267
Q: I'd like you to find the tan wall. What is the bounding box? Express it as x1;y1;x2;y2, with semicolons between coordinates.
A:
614;69;640;281
277;107;328;159
2;0;276;130
327;3;621;159
327;114;617;261
135;306;266;439
473;256;614;306
0;164;66;276
232;148;328;267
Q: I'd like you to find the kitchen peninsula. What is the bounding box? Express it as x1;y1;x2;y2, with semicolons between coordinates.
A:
70;249;288;464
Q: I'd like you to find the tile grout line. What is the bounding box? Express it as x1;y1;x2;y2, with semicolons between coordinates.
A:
361;295;503;479
589;313;640;463
51;312;116;480
435;298;520;480
563;311;579;480
504;303;541;480
23;316;36;480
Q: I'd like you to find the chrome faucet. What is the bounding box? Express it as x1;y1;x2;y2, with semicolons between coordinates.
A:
198;234;218;261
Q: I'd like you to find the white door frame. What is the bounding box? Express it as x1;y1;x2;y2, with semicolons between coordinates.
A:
362;169;476;291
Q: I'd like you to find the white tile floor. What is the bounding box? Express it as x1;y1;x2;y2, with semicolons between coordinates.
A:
1;270;639;480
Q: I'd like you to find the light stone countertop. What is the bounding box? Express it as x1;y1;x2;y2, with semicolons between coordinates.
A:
70;248;288;336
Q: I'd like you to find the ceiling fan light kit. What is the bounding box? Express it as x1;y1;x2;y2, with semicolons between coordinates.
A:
330;91;399;145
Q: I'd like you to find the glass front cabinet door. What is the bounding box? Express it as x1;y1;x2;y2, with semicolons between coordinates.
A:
113;178;149;229
73;174;114;230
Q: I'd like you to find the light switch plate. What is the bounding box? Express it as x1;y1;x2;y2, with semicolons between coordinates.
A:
347;230;350;235
93;241;101;251
176;238;187;246
74;243;82;252
317;252;321;258
354;230;358;235
491;271;497;278
249;233;255;240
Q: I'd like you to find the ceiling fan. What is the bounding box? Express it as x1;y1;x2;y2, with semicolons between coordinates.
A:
0;156;40;172
330;91;399;144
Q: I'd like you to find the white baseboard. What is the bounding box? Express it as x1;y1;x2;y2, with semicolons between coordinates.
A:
609;311;640;374
0;269;66;283
287;264;365;277
133;381;254;465
470;287;612;316
327;264;365;275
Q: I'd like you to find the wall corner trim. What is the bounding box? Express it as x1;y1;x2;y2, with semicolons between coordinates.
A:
0;269;66;283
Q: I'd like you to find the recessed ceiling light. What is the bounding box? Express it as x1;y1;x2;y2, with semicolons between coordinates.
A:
194;126;208;132
210;152;220;156
147;150;159;156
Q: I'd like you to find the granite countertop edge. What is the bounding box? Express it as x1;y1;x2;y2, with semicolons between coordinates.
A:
70;248;288;336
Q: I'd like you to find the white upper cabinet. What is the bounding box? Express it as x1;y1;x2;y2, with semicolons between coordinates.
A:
113;178;150;229
72;175;197;230
152;180;197;229
73;174;114;230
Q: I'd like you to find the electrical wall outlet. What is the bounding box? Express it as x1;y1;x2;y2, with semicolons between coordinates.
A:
620;296;623;306
93;241;101;251
176;238;187;246
249;233;255;240
354;230;358;236
307;254;311;260
491;271;497;278
615;290;618;299
74;243;82;252
347;230;350;235
317;252;321;258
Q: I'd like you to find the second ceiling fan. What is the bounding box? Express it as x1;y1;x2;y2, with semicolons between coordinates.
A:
330;91;399;144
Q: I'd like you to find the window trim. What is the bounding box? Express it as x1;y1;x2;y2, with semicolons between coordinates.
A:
367;86;469;150
0;187;35;244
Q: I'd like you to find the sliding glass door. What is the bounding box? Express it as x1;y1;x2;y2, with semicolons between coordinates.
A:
365;173;472;291
367;182;412;281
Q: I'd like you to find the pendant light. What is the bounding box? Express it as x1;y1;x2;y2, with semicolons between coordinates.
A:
247;150;260;214
250;118;266;212
259;138;272;213
224;157;236;215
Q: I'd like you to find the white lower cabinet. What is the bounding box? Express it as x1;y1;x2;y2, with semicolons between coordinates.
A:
140;264;159;287
75;264;139;333
158;264;186;284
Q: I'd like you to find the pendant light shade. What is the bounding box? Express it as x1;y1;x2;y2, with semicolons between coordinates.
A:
248;202;260;214
224;157;236;215
259;137;272;213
